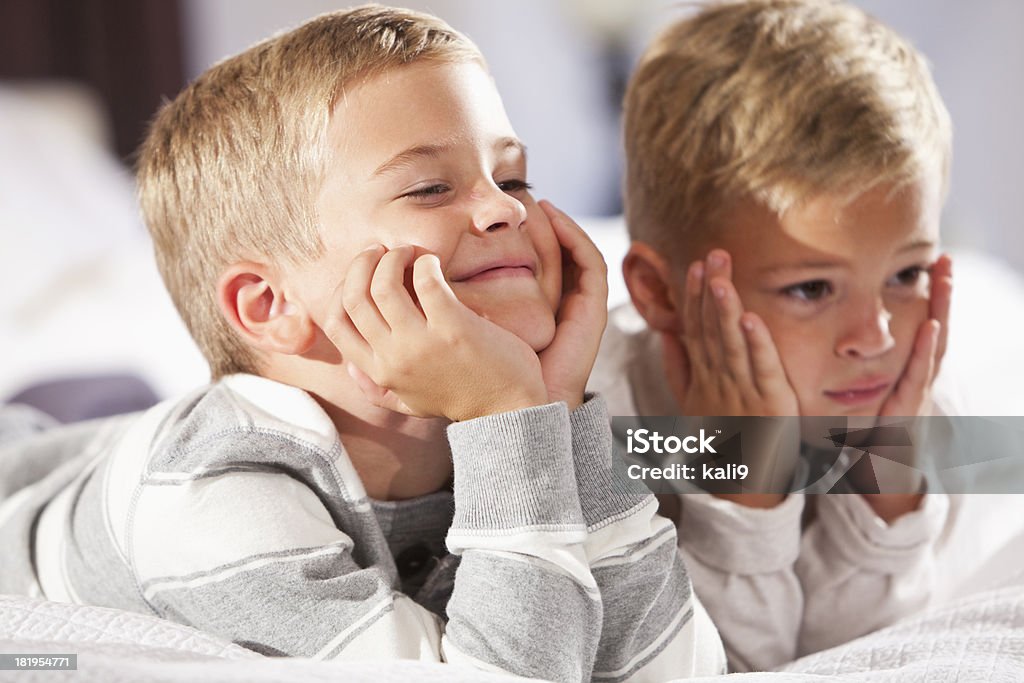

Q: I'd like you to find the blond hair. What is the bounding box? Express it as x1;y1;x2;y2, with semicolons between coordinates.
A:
137;5;483;378
623;0;952;256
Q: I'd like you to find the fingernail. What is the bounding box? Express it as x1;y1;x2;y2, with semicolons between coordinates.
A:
712;284;725;299
692;262;704;280
708;252;724;268
742;317;755;332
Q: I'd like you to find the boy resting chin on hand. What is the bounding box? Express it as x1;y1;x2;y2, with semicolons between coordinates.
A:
0;6;726;682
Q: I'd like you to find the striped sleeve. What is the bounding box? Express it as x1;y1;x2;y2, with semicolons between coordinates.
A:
569;395;727;680
444;401;599;682
34;379;451;661
128;459;446;660
118;396;602;679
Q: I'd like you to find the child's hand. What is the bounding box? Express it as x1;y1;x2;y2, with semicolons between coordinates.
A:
322;245;548;422
661;249;800;503
662;249;799;417
846;255;951;520
535;201;609;411
879;254;953;418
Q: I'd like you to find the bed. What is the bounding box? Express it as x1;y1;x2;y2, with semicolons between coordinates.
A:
3;583;1024;682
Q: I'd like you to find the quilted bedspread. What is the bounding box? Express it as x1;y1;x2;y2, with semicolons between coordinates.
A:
3;583;1024;682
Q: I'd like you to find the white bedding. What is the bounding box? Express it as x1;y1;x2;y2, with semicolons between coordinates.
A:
4;585;1024;682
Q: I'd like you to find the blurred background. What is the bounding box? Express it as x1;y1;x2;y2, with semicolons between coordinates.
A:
2;0;1023;416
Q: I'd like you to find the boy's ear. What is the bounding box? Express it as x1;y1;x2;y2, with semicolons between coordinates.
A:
622;242;683;333
216;263;317;356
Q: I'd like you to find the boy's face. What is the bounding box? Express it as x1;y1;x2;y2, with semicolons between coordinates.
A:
299;60;562;351
678;178;941;417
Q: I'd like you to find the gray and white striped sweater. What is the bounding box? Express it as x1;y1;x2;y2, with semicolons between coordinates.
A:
0;374;724;681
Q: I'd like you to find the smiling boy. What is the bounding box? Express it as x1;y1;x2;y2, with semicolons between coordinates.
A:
0;6;726;680
590;0;956;672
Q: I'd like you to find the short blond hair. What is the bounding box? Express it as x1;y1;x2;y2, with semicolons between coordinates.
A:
623;0;952;256
137;5;483;379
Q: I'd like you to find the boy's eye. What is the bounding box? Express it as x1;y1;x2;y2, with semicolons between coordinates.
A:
404;184;452;199
497;179;533;194
781;280;832;302
889;265;926;287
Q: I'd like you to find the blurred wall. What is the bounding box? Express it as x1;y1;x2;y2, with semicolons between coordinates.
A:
181;0;1024;272
0;0;185;160
838;1;1024;273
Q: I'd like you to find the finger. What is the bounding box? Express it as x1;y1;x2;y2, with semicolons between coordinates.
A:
539;200;609;301
929;254;953;375
326;309;373;370
369;245;425;331
346;360;388;403
701;250;732;371
682;260;708;370
412;253;468;326
742;312;792;406
710;276;753;386
342;245;390;343
538;202;609;341
883;319;939;416
346;362;425;417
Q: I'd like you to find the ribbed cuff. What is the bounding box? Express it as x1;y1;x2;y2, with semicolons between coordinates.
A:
447;402;584;532
570;394;651;529
815;493;950;574
678;493;805;573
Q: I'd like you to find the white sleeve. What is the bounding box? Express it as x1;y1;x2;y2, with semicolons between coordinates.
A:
675;493;805;673
796;492;950;656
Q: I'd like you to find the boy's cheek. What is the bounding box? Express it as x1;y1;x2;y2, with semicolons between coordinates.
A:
754;314;828;407
890;295;930;333
890;300;931;361
763;321;811;376
523;207;562;311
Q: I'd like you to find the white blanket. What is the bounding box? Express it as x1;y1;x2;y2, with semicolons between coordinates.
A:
3;585;1024;682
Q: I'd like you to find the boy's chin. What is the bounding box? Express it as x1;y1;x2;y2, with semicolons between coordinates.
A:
488;310;557;352
521;319;557;352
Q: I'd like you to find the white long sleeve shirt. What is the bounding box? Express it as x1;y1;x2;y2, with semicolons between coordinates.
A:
589;303;1024;672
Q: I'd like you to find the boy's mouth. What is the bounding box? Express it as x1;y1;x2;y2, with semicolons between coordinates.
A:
823;379;892;406
451;257;536;283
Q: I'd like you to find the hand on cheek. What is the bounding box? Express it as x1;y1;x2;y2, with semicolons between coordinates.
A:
879;254;952;418
855;257;950;522
321;244;548;421
535;200;608;411
663;249;799;418
660;249;801;505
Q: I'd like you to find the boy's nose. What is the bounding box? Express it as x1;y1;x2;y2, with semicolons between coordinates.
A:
470;185;527;235
834;300;896;360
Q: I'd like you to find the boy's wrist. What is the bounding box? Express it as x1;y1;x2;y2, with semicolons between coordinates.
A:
569;394;652;528
552;391;585;412
457;387;550;421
